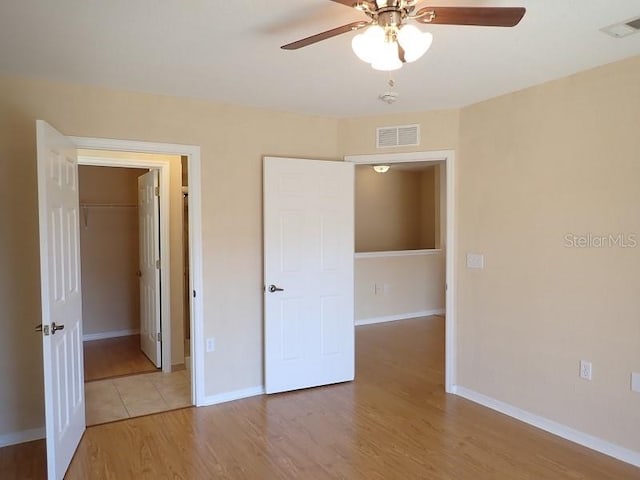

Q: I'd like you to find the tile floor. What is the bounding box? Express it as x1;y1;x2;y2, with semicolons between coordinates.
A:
85;370;191;426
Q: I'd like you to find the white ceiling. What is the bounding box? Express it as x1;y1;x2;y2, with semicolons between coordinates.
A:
1;0;640;117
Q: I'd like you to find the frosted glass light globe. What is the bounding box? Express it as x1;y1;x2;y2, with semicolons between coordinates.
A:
371;41;402;71
351;25;385;63
397;24;433;63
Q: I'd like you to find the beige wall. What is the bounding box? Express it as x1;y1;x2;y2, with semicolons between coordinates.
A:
355;252;445;321
338;109;460;156
355;165;437;252
78;166;147;336
455;55;640;453
356;167;420;251
0;74;340;438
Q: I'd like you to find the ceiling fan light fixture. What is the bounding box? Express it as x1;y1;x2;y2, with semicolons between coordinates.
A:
351;22;429;71
397;25;432;62
371;40;402;71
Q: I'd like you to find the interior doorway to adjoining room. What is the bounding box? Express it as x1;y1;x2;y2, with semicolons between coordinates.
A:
346;151;456;393
353;161;446;324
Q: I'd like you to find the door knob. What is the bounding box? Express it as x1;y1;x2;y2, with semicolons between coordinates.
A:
268;285;284;293
51;322;65;334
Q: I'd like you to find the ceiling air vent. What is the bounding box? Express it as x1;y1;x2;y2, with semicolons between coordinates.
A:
600;16;640;38
376;124;420;149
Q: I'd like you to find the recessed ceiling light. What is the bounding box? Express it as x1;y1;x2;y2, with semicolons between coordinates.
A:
373;165;390;173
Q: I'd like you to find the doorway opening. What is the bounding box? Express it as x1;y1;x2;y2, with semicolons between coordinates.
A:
354;161;446;320
345;150;456;393
75;148;197;425
79;165;159;382
70;137;204;409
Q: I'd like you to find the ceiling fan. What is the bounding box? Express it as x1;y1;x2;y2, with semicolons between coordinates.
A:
281;1;526;71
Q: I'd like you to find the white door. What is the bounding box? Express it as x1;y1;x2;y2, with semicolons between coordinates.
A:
138;170;162;367
36;120;85;480
263;157;355;394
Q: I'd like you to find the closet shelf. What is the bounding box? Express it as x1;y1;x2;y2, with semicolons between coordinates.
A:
80;203;138;228
80;203;137;208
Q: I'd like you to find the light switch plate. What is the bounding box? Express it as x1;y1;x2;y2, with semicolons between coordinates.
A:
466;253;485;269
632;372;640;393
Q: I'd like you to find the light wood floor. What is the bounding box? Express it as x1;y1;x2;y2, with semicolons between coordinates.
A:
1;317;638;479
83;334;159;382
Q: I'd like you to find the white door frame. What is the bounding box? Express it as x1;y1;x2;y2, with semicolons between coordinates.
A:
344;150;457;393
71;136;205;406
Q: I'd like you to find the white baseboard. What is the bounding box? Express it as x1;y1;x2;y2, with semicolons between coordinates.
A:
0;427;45;448
453;386;640;468
83;328;140;342
355;309;445;327
199;386;264;407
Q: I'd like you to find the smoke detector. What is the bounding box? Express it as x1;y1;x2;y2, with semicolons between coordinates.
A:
379;91;399;104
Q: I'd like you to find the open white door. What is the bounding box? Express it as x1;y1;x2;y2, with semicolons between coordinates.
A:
264;157;354;394
36;120;85;480
138;170;162;367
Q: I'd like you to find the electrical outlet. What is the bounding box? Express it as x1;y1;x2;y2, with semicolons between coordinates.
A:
580;360;592;381
206;337;215;353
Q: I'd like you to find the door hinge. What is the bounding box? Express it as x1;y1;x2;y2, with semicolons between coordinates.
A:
157;332;162;342
156;259;161;269
155;186;159;197
193;290;196;298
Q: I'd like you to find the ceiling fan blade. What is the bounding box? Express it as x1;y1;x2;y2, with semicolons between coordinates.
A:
329;0;358;6
415;7;526;27
281;21;369;50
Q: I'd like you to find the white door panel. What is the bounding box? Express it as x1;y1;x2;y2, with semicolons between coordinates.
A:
36;120;85;480
264;157;354;394
138;170;162;367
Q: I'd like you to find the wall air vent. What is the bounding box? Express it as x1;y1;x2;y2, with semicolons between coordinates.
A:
376;124;420;149
600;16;640;38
